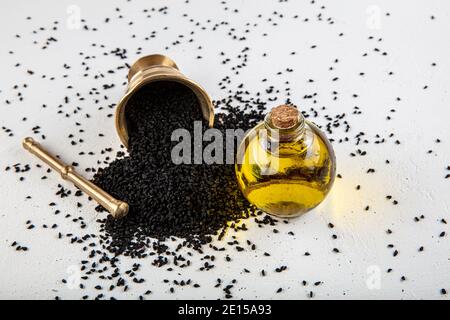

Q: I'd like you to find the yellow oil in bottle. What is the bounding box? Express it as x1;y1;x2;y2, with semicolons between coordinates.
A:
235;105;336;218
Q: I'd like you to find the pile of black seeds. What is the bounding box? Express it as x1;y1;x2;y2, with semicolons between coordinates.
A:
93;81;266;256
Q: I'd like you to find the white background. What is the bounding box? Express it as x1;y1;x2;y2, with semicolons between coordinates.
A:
0;0;449;299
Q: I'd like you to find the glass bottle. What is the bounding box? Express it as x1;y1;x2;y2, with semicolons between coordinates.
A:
235;105;336;218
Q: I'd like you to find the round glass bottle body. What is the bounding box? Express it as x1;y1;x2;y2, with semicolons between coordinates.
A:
235;113;336;218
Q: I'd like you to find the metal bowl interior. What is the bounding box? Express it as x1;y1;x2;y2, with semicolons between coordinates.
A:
115;76;214;148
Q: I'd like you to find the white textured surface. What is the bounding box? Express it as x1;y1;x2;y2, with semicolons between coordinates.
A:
0;0;449;300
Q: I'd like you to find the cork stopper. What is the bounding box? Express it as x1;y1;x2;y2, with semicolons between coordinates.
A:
270;105;299;129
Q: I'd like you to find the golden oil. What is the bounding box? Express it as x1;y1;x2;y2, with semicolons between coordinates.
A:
235;105;336;218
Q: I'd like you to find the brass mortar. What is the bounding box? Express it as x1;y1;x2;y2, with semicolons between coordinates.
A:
115;54;215;148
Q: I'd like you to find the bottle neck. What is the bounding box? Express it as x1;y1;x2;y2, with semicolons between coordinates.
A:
263;112;306;143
